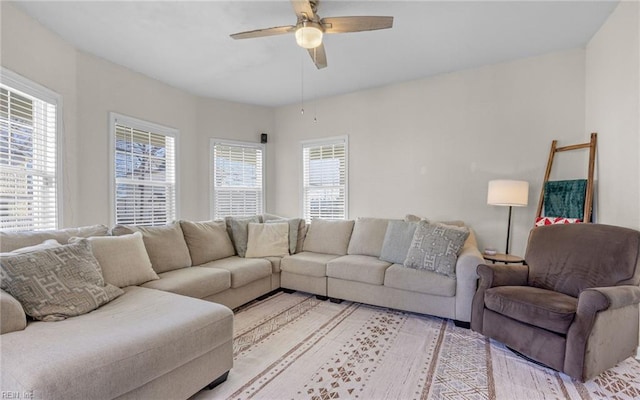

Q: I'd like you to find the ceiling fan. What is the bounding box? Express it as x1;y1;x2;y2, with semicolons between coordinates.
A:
230;0;393;69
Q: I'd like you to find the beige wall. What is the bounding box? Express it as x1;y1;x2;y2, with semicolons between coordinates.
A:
1;2;79;226
585;0;640;230
273;50;587;256
1;2;274;227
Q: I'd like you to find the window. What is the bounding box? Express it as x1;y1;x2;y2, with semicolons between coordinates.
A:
301;136;348;222
211;139;264;219
0;68;62;231
110;113;178;226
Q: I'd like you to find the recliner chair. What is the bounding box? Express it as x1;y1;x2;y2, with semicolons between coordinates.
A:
471;223;640;381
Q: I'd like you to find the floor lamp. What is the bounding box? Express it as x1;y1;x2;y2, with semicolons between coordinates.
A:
487;180;529;254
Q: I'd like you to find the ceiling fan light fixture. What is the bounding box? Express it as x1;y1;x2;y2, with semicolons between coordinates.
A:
295;21;323;49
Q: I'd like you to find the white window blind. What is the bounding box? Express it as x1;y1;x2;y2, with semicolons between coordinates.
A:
111;114;177;226
211;139;264;219
0;70;60;231
302;136;348;222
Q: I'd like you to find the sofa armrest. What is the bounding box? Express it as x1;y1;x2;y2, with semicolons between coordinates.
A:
453;234;484;323
470;263;529;333
1;289;27;334
565;285;640;380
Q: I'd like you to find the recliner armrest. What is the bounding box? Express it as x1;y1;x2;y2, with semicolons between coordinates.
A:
1;289;27;334
580;285;640;312
476;263;529;289
470;263;528;333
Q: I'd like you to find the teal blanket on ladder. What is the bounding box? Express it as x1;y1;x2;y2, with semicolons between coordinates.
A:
544;179;587;219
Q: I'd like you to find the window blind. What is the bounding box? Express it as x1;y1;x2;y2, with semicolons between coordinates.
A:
113;116;176;226
211;140;264;219
302;137;348;222
0;80;59;231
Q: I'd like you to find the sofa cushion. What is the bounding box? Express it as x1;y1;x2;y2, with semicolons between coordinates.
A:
404;221;469;278
225;216;261;257
112;222;192;273
347;218;391;257
484;286;578;334
202;256;271;288
0;286;233;400
384;264;456;296
180;220;235;265
264;256;282;273
1;289;27;334
263;214;305;255
0;224;109;253
326;255;392;285
141;267;231;299
281;251;341;277
75;232;159;288
379;220;418;264
303;219;355;256
0;240;124;321
245;222;290;258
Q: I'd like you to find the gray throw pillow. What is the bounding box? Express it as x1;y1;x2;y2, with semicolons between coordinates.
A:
379;220;418;264
0;240;124;321
403;221;469;278
225;216;261;257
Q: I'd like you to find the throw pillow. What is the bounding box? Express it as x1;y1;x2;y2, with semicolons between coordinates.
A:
111;222;192;273
263;215;304;255
379;220;418;264
72;232;159;288
225;216;261;257
403;221;469;278
302;219;355;256
180;220;235;265
0;240;124;321
245;223;290;258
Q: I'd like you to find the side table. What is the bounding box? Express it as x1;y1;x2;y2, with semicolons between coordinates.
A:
483;253;526;265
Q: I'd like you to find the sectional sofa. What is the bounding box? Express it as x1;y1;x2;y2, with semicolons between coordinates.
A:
0;215;482;400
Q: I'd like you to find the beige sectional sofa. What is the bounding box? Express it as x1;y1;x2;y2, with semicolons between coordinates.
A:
0;214;482;400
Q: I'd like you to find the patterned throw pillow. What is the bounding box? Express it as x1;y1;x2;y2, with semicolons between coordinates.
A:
535;217;582;227
403;221;470;278
225;216;261;257
0;240;124;321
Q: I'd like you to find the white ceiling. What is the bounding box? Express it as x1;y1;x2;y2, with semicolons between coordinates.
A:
14;1;618;107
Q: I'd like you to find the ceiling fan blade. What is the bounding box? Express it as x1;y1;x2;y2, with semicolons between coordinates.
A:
322;16;393;34
230;25;295;40
308;44;327;69
291;0;316;21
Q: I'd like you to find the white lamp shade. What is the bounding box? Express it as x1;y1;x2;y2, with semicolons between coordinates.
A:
487;180;529;207
295;23;323;49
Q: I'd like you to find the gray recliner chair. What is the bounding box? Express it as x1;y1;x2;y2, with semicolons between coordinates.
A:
471;223;640;381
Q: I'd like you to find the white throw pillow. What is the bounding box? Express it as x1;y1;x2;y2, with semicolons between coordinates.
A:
245;223;290;258
72;232;159;288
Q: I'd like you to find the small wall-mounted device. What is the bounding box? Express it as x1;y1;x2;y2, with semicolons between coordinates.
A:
260;133;268;143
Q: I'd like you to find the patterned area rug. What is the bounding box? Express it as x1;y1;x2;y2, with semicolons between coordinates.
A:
192;292;640;400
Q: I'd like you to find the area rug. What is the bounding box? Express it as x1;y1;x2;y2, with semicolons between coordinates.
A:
193;292;640;400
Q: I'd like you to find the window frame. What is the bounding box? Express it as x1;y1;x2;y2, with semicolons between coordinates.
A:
0;67;64;230
300;135;349;222
210;138;266;220
108;112;180;226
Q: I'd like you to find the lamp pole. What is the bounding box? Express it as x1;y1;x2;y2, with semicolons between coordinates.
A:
506;205;513;255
